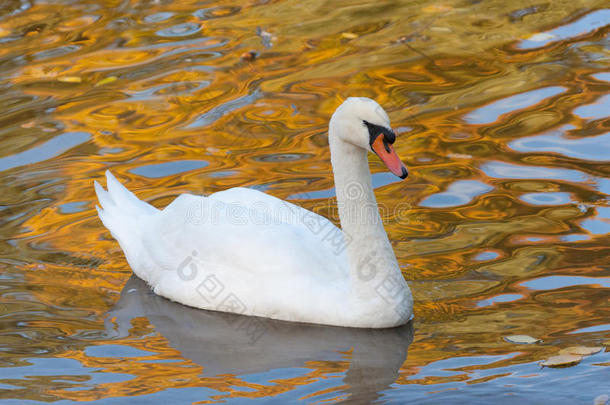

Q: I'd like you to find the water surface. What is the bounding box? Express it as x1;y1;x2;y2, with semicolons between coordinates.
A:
0;0;609;403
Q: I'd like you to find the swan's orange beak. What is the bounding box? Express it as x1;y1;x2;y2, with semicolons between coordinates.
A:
371;134;408;179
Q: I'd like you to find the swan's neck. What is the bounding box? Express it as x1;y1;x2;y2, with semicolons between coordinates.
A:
329;135;408;303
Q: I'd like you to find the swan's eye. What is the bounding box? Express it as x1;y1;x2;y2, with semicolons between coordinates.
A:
363;120;396;146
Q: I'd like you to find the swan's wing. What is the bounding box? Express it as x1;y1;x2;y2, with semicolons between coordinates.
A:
132;188;351;318
138;188;350;301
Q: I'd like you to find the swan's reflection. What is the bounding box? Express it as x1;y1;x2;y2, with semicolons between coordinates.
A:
107;275;414;403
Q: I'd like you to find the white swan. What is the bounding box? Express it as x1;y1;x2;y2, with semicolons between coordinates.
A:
95;97;413;328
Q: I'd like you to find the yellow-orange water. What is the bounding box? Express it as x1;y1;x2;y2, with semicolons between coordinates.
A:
0;0;609;403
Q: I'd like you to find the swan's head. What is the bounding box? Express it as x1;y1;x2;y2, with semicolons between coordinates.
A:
329;97;408;179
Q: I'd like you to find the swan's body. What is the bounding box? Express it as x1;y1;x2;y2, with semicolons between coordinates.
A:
95;97;413;328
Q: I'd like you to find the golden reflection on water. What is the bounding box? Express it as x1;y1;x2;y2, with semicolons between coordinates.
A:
0;0;609;402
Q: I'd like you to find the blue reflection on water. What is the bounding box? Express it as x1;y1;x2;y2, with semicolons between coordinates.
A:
0;357;133;387
509;127;610;162
481;161;589;182
592;72;610;82
420;180;493;208
57;201;88;214
560;234;590;242
85;344;157;358
129;160;209;178
382;350;610;405
156;23;201;37
0;132;90;172
517;9;610;49
144;12;174;23
580;206;610;235
464;87;565;124
473;251;500;261
186;90;261;129
519;192;573;206
568;324;610;334
574;94;610;120
520;275;610;290
476;294;523;307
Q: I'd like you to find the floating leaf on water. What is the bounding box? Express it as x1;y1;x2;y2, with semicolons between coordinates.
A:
559;346;603;356
540;354;582;368
95;76;117;86
58;76;82;83
504;335;540;344
341;32;358;40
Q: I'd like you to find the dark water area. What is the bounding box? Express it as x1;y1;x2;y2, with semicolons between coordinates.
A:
0;0;609;403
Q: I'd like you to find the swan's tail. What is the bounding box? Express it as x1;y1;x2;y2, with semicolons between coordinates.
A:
94;170;158;269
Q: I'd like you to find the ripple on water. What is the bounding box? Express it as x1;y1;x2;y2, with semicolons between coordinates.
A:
156;23;201;37
520;275;610;290
186;91;261;129
517;9;610;49
568;324;610;334
480;161;589;182
560;234;591;242
476;293;523;307
573;94;610;120
193;6;241;20
57;201;88;214
580;206;610;235
128;81;210;100
207;170;238;178
420;180;493;208
85;344;157;358
473;250;501;261
592;72;610;82
509;126;610;162
464;86;566;125
143;12;174;23
129;160;209;178
0;132;90;172
32;44;81;60
519;192;573;206
0;357;133;385
253;153;314;163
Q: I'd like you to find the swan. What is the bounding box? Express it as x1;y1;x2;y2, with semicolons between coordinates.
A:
95;97;413;328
